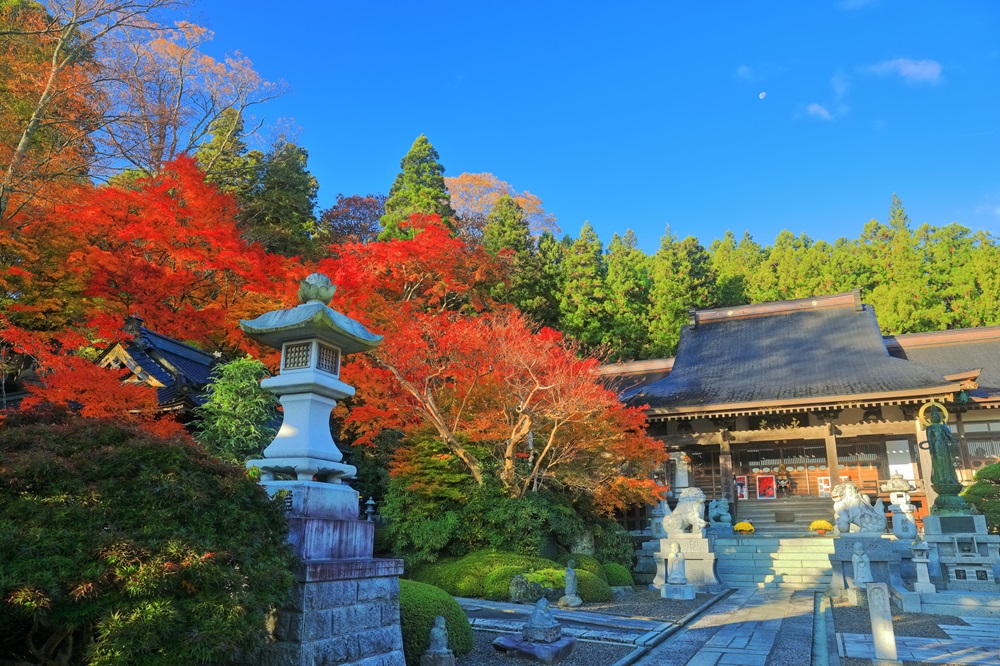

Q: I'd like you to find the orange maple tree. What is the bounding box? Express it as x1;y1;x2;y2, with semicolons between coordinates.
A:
320;214;665;512
445;172;559;239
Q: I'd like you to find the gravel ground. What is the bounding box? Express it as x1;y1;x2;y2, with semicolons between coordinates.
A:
832;596;969;666
578;589;719;622
456;630;635;666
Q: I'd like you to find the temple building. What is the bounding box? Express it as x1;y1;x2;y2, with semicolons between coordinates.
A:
96;315;220;416
603;290;1000;532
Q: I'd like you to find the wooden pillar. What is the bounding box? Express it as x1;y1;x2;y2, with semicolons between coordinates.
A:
824;427;839;485
719;433;734;503
915;418;938;506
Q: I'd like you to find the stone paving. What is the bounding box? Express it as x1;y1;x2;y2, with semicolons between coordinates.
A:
634;588;816;666
838;616;1000;665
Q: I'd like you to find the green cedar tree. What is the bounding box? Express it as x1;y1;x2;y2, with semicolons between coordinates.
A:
379;135;455;240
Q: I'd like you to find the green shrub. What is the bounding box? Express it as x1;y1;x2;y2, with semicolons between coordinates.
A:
560;553;608;582
0;409;296;666
483;566;528;601
603;562;635;587
398;580;473;666
521;569;613;602
962;462;1000;533
410;549;559;598
594;521;636;568
576;570;613;602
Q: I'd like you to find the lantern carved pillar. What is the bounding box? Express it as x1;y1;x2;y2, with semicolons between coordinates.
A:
241;273;404;666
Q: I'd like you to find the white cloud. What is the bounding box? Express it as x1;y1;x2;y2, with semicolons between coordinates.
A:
831;71;851;99
736;65;753;81
867;58;943;84
807;103;833;120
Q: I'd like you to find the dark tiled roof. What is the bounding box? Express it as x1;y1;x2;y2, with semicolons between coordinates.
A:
888;336;1000;397
626;304;956;412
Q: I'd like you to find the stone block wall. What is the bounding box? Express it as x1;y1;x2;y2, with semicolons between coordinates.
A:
257;559;405;666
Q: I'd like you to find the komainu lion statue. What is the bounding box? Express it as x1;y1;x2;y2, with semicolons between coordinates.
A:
831;482;886;533
662;487;708;535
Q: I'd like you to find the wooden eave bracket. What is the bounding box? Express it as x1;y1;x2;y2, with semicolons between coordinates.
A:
943;368;981;390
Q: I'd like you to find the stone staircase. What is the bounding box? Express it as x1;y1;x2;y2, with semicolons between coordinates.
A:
714;536;836;589
734;496;834;537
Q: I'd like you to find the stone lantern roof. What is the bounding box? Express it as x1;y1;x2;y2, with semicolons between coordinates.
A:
240;273;382;354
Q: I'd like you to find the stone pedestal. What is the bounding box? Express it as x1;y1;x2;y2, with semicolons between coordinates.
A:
830;536;897;594
421;652;455;666
661;583;696;600
261;558;405;665
923;514;1000;592
492;635;577;664
557;594;582;608
653;537;719;592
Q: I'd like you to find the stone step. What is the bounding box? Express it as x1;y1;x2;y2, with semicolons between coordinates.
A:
717;567;834;578
718;573;832;584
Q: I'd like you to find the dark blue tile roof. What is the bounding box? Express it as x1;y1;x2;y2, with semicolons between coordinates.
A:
626;304;955;411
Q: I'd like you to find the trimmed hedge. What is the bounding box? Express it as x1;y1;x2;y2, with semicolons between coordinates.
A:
483;566;528;601
410;549;559;598
398;580;473;666
603;562;635;587
559;553;608;582
522;569;613;603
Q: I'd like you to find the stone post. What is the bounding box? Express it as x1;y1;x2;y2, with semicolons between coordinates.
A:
241;274;404;666
867;583;902;666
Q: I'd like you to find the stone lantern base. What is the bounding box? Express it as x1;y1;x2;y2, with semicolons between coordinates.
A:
252;480;405;666
259;558;405;666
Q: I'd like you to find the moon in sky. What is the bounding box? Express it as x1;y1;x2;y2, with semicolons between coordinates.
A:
759;92;767;100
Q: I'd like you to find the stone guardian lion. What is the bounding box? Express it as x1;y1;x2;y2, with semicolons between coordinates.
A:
662;487;708;535
831;482;886;533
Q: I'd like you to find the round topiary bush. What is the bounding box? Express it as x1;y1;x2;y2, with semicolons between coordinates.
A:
483;566;528;601
603;562;635;587
410;549;560;598
560;553;608;582
398;579;473;666
0;409;296;666
576;570;613;602
520;568;613;603
962;462;1000;533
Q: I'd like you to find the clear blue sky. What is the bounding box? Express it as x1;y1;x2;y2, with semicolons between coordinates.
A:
196;0;999;254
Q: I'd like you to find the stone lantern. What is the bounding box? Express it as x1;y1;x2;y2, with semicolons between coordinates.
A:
240;273;405;665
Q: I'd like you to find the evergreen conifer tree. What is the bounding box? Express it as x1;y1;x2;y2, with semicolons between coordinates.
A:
602;230;651;360
483;195;549;319
558;222;607;348
648;228;715;357
380;135;455;240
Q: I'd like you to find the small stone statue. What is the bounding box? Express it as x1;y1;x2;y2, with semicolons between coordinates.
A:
852;542;873;585
421;616;455;666
558;560;582;608
564;560;577;596
522;598;562;643
708;498;732;525
667;542;688;585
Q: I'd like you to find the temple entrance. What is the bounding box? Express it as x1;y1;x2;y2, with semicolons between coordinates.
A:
732;439;894;498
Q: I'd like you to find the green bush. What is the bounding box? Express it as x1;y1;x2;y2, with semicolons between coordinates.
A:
594;521;636;569
603;562;635;587
962;462;1000;533
522;569;613;603
560;553;608;582
410;549;560;598
483;566;528;601
398;580;473;666
0;409;296;666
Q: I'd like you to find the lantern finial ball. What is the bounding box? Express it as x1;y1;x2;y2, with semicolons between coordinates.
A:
298;273;337;305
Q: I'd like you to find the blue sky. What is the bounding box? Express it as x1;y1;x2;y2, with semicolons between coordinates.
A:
196;0;999;254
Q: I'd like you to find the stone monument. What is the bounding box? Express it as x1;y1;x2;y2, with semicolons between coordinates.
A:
421;617;455;666
917;401;1000;592
492;598;576;664
241;274;405;665
867;583;902;666
662;542;696;600
653;488;721;592
910;540;936;595
557;560;582;608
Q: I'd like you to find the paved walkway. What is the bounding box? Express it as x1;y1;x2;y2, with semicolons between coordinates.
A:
839;616;1000;665
456;597;673;647
634;588;816;666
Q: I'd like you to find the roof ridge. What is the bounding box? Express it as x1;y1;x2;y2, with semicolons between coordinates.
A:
141;327;216;360
691;290;860;325
886;325;1000;349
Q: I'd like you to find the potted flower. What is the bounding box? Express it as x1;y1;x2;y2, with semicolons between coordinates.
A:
810;520;833;535
734;521;754;535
